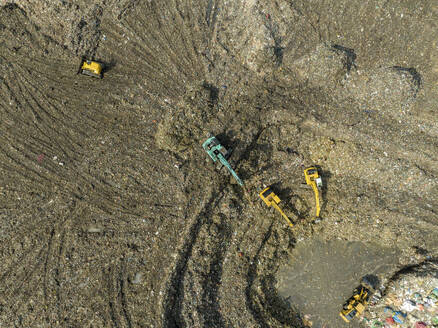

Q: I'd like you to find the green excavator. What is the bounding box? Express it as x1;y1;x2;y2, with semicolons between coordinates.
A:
202;135;244;186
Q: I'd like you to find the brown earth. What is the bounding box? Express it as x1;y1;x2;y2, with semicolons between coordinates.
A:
0;1;437;327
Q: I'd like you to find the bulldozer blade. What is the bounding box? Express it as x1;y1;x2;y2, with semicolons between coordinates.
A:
81;70;102;79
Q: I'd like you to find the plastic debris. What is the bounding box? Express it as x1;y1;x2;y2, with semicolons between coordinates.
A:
132;272;142;284
415;322;427;328
414;292;423;301
364;268;437;328
371;320;384;327
371;290;383;305
385;317;395;324
401;299;417;312
303;314;313;327
392;311;406;324
424;297;434;306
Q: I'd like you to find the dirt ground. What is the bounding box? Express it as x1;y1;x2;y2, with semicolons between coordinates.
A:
0;1;437;327
277;237;401;327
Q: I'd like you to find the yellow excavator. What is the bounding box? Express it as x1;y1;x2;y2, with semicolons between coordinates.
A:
78;57;104;78
304;167;322;218
259;187;294;228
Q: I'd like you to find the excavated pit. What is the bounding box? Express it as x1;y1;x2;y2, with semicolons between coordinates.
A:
276;237;401;328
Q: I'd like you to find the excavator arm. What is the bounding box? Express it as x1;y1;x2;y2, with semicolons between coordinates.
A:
217;154;244;186
272;203;294;228
304;167;322;218
310;181;320;218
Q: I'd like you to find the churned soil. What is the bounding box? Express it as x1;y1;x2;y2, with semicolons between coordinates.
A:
0;1;437;327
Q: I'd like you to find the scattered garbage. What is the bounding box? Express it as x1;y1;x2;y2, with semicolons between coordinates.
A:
132;272;142;284
401;299;417;312
385;316;395;324
362;263;438;328
302;314;313;327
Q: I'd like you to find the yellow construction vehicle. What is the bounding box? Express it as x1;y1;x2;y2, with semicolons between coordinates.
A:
339;281;372;323
78;58;103;78
259;187;294;228
304;167;322;218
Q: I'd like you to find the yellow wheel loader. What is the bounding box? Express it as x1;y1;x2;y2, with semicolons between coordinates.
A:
78;57;104;78
339;278;374;323
259;187;294;228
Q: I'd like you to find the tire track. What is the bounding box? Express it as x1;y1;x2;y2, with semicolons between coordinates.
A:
119;257;133;328
0;202;73;325
245;221;275;328
103;257;134;328
162;187;225;327
199;215;231;328
105;264;122;328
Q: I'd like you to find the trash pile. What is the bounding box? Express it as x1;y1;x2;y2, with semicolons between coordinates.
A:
361;263;438;328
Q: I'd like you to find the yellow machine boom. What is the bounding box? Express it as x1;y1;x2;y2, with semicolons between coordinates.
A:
304;167;322;218
311;182;320;217
272;203;294;228
259;187;294;228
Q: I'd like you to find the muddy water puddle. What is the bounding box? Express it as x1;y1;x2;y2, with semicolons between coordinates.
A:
276;237;400;328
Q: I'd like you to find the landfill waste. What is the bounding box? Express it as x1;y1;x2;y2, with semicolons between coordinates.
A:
362;262;438;328
401;299;417;312
384;306;407;324
370;289;384;306
1;1;438;327
385;316;395;324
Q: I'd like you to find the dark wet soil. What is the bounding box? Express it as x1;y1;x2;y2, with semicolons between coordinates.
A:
277;237;400;328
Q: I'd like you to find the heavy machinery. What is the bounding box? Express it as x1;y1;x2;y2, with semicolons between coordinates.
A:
78;57;104;78
202;135;244;186
304;167;322;218
339;278;374;323
259;187;294;228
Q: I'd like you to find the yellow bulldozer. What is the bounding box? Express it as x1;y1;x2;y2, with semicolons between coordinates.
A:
78;57;104;78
